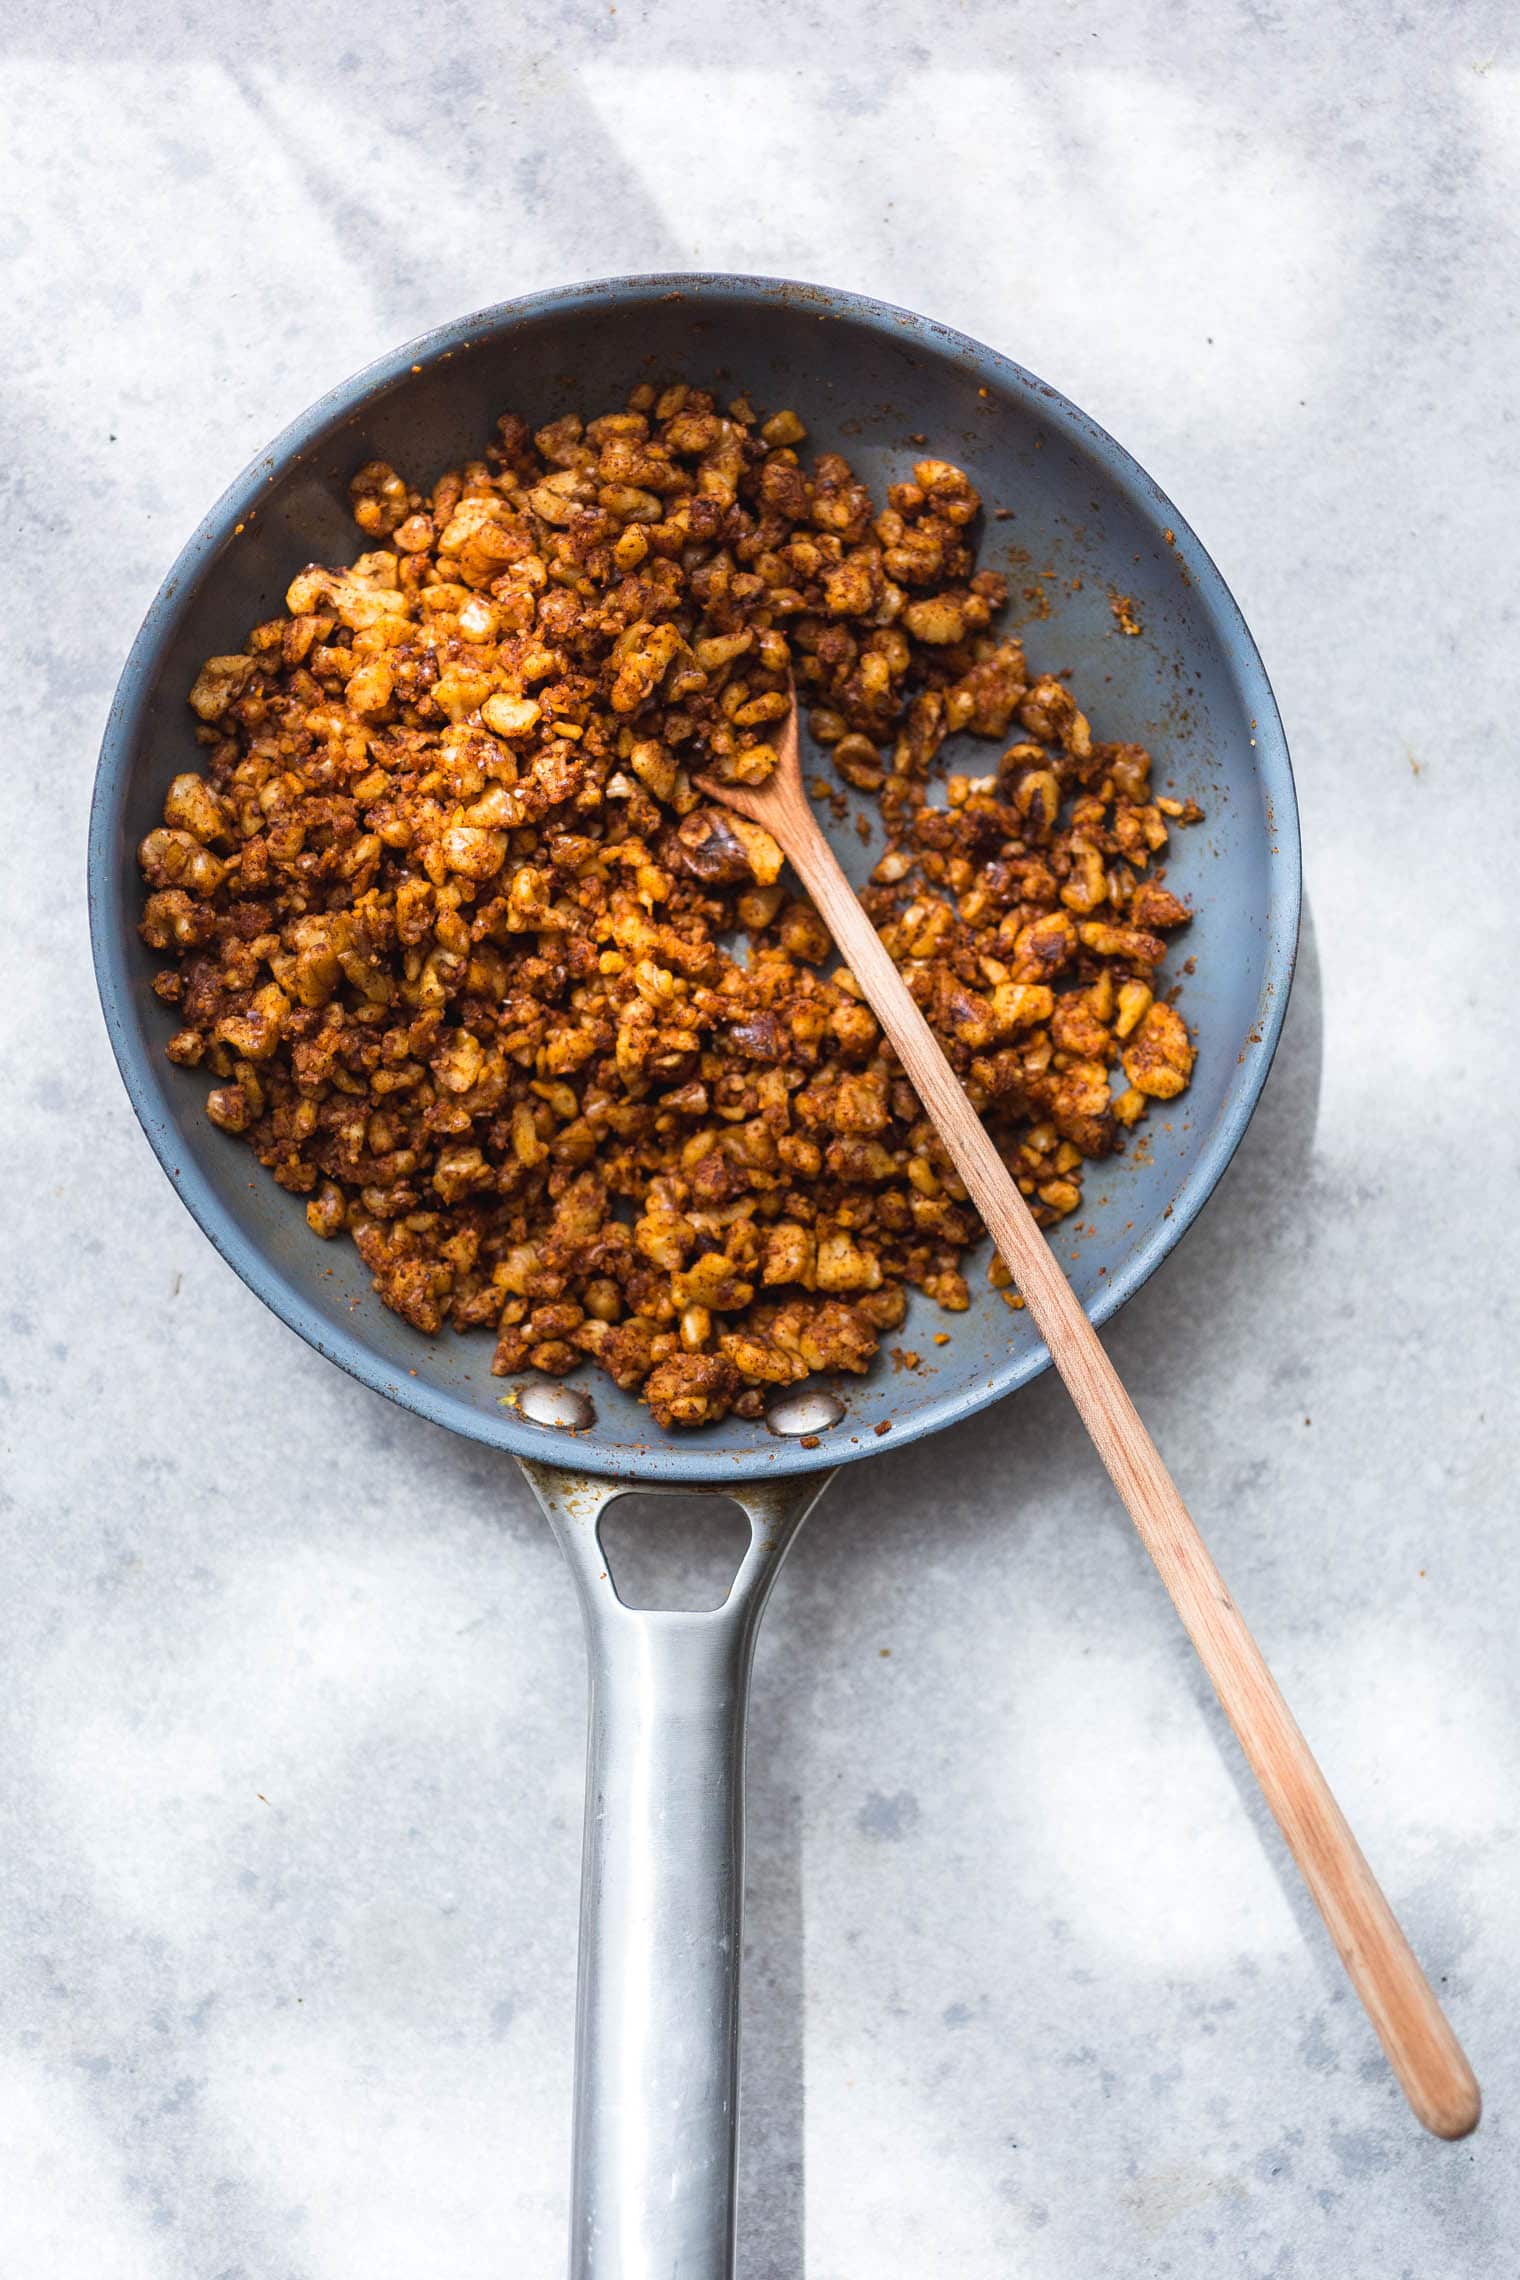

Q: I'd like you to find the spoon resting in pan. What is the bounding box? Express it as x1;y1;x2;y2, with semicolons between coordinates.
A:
699;695;1480;2141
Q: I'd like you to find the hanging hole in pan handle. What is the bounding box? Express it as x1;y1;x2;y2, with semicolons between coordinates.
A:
518;1457;834;1628
595;1490;754;1613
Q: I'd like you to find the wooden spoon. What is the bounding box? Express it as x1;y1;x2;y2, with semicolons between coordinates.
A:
697;704;1481;2140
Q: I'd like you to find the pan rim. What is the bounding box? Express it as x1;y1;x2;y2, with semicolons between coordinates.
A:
88;270;1300;1484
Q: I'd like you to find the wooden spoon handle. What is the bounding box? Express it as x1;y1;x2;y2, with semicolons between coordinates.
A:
782;823;1480;2140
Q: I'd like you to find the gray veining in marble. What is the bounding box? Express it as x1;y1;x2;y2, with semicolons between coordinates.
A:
3;1;1517;2272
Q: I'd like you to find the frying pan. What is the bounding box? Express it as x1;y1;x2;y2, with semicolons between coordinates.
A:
89;274;1299;2276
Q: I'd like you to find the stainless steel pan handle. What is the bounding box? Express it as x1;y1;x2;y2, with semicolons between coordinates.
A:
519;1458;834;2279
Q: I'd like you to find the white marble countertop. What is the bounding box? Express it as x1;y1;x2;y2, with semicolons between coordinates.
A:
4;1;1517;2271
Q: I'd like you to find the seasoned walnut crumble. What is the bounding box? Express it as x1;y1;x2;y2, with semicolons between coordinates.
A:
139;384;1197;1430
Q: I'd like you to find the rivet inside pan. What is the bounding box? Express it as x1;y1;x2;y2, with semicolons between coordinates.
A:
765;1386;846;1438
517;1378;596;1431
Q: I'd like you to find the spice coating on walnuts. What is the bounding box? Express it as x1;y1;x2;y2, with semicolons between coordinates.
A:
139;383;1198;1431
